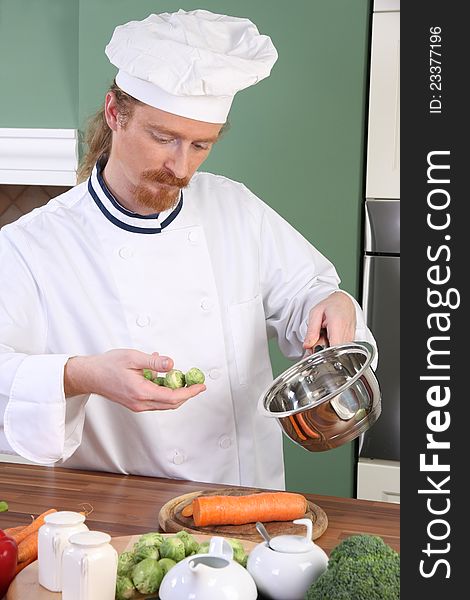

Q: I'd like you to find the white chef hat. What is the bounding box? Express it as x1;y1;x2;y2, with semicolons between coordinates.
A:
105;9;278;123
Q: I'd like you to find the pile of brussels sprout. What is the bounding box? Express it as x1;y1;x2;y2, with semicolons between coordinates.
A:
115;530;249;599
143;367;205;389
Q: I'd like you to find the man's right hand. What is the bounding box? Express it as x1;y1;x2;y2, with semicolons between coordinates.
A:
64;349;206;411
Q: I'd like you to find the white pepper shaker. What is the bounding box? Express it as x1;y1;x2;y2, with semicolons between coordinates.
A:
61;530;118;600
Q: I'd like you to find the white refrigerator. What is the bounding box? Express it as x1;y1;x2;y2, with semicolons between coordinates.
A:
356;0;400;503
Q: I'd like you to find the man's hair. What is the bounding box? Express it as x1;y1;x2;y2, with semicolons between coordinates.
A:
76;81;143;183
76;81;230;184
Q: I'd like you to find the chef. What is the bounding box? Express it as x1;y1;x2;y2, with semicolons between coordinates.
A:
0;9;375;489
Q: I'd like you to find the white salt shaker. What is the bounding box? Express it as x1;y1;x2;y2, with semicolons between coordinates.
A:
38;510;89;592
61;530;118;600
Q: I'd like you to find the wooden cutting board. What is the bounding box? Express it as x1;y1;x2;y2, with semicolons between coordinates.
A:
158;487;328;542
6;533;257;600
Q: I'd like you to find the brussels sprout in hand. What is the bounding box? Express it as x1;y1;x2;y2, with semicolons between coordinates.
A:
185;367;205;386
115;575;137;600
158;557;177;576
159;536;186;562
131;558;164;595
117;551;137;577
152;376;166;386
142;369;153;380
164;369;186;389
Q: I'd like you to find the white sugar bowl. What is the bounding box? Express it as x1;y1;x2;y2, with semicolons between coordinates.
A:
246;518;329;600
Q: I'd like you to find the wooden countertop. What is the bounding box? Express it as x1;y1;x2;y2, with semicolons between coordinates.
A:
0;462;399;554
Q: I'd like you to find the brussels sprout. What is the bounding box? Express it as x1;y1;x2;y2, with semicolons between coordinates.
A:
134;544;160;561
142;369;153;380
152;376;166;386
158;557;177;576
185;367;205;386
175;530;200;556
159;536;186;562
117;551;137;577
135;532;165;549
198;541;210;554
227;538;248;567
131;557;164;595
115;575;137;600
164;369;186;389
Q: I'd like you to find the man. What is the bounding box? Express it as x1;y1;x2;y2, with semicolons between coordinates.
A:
0;10;375;489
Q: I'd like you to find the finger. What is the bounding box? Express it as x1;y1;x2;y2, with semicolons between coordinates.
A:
315;329;329;349
303;309;323;349
142;380;206;401
136;383;206;411
147;352;174;373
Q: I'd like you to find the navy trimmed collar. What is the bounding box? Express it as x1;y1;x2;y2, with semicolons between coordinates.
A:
88;162;183;234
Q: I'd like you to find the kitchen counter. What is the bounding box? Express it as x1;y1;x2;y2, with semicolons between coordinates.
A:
0;462;399;554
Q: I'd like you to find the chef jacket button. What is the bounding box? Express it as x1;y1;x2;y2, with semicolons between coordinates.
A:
118;246;133;259
219;436;232;449
172;451;185;465
136;315;151;327
188;231;199;244
200;298;213;311
209;369;220;380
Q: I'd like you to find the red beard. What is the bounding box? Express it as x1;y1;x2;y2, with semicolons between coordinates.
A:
134;169;190;212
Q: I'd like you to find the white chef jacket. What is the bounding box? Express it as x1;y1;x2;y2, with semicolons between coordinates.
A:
0;163;375;489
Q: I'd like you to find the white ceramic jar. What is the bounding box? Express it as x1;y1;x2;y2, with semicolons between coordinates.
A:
247;519;329;600
38;510;89;592
159;536;258;600
61;530;118;600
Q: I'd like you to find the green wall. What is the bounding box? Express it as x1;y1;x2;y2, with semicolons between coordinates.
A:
0;0;371;497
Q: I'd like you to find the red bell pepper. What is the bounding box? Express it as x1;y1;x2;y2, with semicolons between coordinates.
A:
0;529;18;598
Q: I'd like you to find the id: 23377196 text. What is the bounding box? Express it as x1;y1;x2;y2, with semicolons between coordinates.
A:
429;26;443;115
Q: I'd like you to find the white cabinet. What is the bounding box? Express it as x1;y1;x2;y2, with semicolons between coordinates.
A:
366;6;400;199
357;458;400;503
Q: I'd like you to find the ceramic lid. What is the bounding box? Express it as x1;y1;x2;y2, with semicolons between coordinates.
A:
269;518;315;553
269;534;314;553
68;531;111;547
44;511;86;526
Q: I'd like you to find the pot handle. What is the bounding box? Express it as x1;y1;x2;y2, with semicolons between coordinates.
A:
303;344;324;358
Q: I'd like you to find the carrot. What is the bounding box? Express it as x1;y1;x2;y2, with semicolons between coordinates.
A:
17;530;38;563
14;555;36;576
10;508;57;544
296;414;321;439
288;415;307;441
2;524;26;537
181;503;193;518
192;492;308;527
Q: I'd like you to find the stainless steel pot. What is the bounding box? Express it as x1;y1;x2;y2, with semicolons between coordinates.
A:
258;342;382;451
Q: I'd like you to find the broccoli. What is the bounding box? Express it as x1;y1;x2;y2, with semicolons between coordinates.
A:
305;534;399;600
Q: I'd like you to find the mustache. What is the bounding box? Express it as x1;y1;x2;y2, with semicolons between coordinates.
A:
141;168;190;188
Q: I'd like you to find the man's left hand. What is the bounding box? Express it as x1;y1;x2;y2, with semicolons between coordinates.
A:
303;291;356;350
